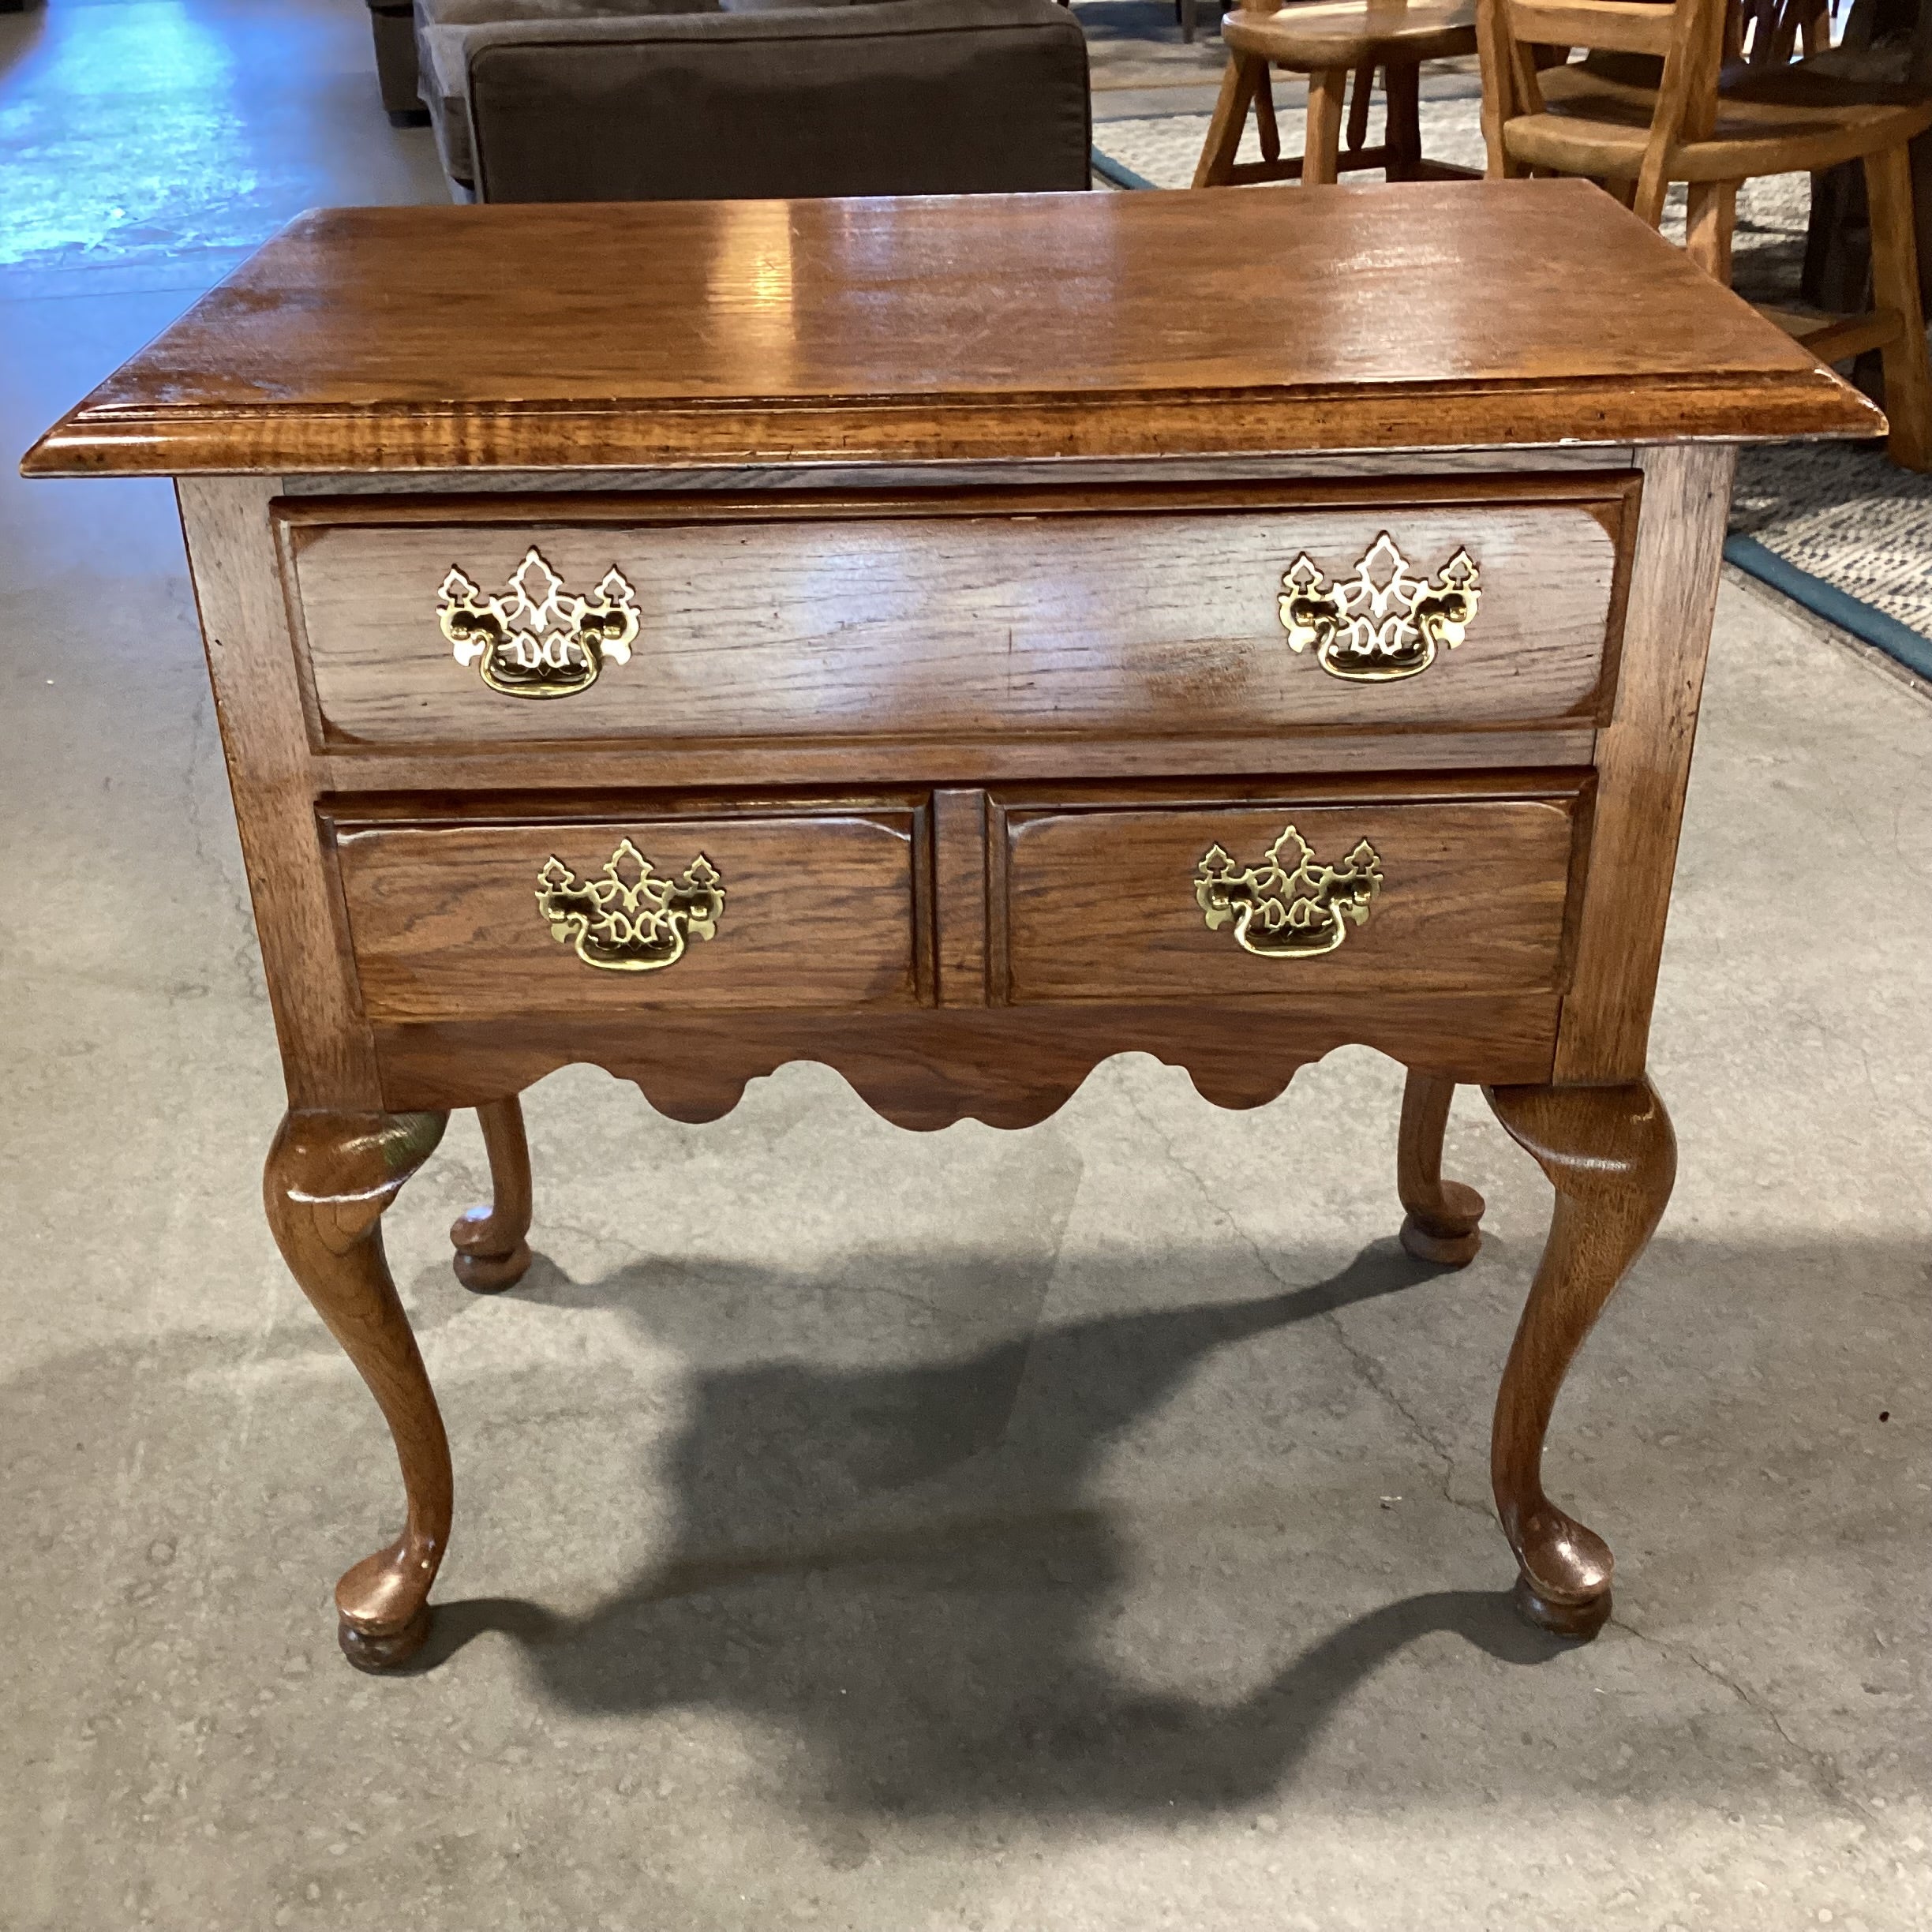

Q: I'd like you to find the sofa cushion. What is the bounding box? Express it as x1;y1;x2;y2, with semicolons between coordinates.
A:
421;0;712;21
419;0;720;185
461;0;1091;200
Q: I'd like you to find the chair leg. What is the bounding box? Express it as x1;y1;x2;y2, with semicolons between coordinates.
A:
1256;63;1282;166
1346;58;1376;155
1685;179;1738;283
1304;67;1349;185
1632;163;1670;229
1194;53;1263;186
1385;60;1422;181
1865;141;1932;471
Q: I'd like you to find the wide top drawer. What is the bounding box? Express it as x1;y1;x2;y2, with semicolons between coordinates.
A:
275;478;1637;752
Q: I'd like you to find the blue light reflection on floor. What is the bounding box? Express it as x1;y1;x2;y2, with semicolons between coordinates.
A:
0;1;266;267
0;0;444;274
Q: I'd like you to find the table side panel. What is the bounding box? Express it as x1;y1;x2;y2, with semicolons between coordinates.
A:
1553;440;1734;1082
178;475;381;1107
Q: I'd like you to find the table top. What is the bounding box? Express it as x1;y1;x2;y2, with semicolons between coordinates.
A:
1223;0;1477;63
24;182;1881;477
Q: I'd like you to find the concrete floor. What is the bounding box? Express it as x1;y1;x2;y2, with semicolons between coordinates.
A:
4;3;1931;1929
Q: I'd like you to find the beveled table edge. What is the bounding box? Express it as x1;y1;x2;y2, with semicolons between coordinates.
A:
21;371;1885;478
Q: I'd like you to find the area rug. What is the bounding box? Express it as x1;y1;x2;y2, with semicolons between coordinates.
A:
1093;98;1932;672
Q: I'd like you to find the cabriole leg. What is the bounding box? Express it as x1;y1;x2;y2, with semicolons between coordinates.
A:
264;1108;452;1670
451;1095;534;1293
1397;1069;1485;1265
1482;1079;1676;1639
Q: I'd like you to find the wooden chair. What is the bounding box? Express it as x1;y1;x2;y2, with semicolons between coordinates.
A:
1194;0;1481;188
1178;0;1232;44
1735;0;1831;66
1477;0;1932;466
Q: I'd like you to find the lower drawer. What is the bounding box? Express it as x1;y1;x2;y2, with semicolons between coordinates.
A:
331;803;929;1020
994;784;1583;1003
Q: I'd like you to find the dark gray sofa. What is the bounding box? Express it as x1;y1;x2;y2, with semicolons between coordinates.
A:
382;0;1090;200
368;0;429;122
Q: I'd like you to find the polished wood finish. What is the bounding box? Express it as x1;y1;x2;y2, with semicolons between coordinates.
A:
1511;0;1676;52
1196;0;1481;192
27;188;1852;1665
1225;0;1481;67
1477;0;1932;466
994;784;1582;1003
1863;140;1932;469
1483;1079;1676;1638
179;477;380;1108
263;1109;451;1668
331;805;930;1021
277;447;1645;493
279;481;1632;749
369;996;1562;1125
307;724;1604;792
1396;1070;1486;1264
451;1096;534;1292
931;788;991;1008
22;187;1880;479
1553;443;1728;1083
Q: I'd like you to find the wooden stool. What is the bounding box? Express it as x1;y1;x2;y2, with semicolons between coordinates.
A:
1193;0;1481;188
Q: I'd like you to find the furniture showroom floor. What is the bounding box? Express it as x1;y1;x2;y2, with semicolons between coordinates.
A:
2;2;1930;1929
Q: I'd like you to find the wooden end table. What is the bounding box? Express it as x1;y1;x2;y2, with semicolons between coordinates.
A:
25;182;1877;1672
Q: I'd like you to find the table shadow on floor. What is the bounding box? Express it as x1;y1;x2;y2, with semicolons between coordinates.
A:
413;1240;1568;1817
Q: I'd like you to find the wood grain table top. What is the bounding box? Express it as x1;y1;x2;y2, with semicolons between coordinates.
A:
23;181;1881;476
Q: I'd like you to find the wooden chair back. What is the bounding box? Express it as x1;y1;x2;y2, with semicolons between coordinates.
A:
1477;0;1730;219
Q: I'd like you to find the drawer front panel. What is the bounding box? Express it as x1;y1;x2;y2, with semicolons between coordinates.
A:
282;488;1627;748
996;790;1580;1004
333;808;927;1021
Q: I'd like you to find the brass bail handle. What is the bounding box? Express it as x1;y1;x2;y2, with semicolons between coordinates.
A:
439;546;640;699
1279;532;1481;683
535;839;724;973
1195;823;1383;958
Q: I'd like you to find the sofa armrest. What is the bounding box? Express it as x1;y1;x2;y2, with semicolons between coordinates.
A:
458;0;1091;201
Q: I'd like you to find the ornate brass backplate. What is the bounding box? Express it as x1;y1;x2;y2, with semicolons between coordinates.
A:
1278;532;1481;682
535;838;724;972
1194;824;1383;958
439;547;639;698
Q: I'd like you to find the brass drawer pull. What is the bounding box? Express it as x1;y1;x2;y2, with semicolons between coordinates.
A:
535;838;724;972
1195;824;1383;958
440;547;638;698
1279;532;1481;682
